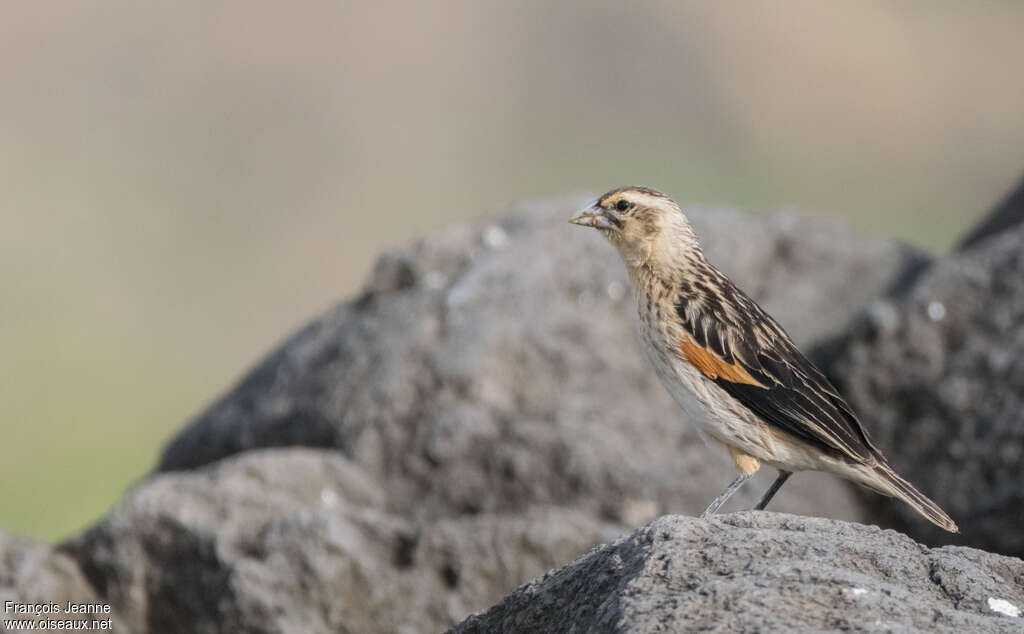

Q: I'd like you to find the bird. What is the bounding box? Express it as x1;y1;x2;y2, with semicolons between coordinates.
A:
569;186;958;533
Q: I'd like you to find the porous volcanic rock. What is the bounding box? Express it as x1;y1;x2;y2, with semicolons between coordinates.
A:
820;224;1024;556
60;448;621;634
19;194;1020;634
957;174;1024;251
451;513;1024;633
0;531;126;633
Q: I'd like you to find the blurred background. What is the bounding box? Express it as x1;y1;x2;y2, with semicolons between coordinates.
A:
3;1;1024;541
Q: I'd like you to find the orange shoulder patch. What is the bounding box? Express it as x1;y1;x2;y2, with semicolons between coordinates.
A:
680;338;766;387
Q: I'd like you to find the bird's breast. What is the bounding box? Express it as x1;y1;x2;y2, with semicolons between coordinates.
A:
633;286;777;455
634;288;713;411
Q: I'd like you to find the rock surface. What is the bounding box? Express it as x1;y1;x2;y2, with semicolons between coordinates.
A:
452;513;1024;634
157;197;928;530
957;174;1024;251
0;531;124;633
9;196;991;634
60;448;621;634
820;224;1024;556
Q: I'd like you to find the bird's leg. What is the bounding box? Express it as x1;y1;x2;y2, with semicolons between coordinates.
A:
699;472;754;518
699;445;762;519
753;470;792;510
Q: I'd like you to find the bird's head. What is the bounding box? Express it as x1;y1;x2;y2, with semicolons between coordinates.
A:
569;186;699;270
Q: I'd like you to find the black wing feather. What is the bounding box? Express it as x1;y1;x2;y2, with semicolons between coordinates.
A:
678;283;879;463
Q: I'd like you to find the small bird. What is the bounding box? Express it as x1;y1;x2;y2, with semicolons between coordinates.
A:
570;186;957;532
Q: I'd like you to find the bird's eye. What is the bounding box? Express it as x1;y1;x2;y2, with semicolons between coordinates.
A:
615;199;631;212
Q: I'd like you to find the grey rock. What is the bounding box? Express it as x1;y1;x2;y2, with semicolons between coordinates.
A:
60;448;619;634
820;225;1024;556
957;174;1024;251
0;531;126;633
27;196;1016;633
156;197;928;528
452;513;1024;634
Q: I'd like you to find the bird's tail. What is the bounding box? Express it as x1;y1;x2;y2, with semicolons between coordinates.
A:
868;461;958;533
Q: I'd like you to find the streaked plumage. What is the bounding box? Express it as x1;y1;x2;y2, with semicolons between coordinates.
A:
570;186;957;533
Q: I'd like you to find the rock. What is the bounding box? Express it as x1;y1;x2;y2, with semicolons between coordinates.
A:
820;225;1024;556
957;174;1024;251
156;197;928;528
0;531;123;633
451;513;1024;634
60;448;619;633
30;196;1020;633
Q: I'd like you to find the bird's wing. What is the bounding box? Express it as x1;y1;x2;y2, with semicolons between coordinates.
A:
675;290;879;464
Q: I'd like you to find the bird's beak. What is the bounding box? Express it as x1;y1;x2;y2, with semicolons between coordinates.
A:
569;201;613;229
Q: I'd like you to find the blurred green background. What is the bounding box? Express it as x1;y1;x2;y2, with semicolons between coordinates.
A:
3;1;1024;542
